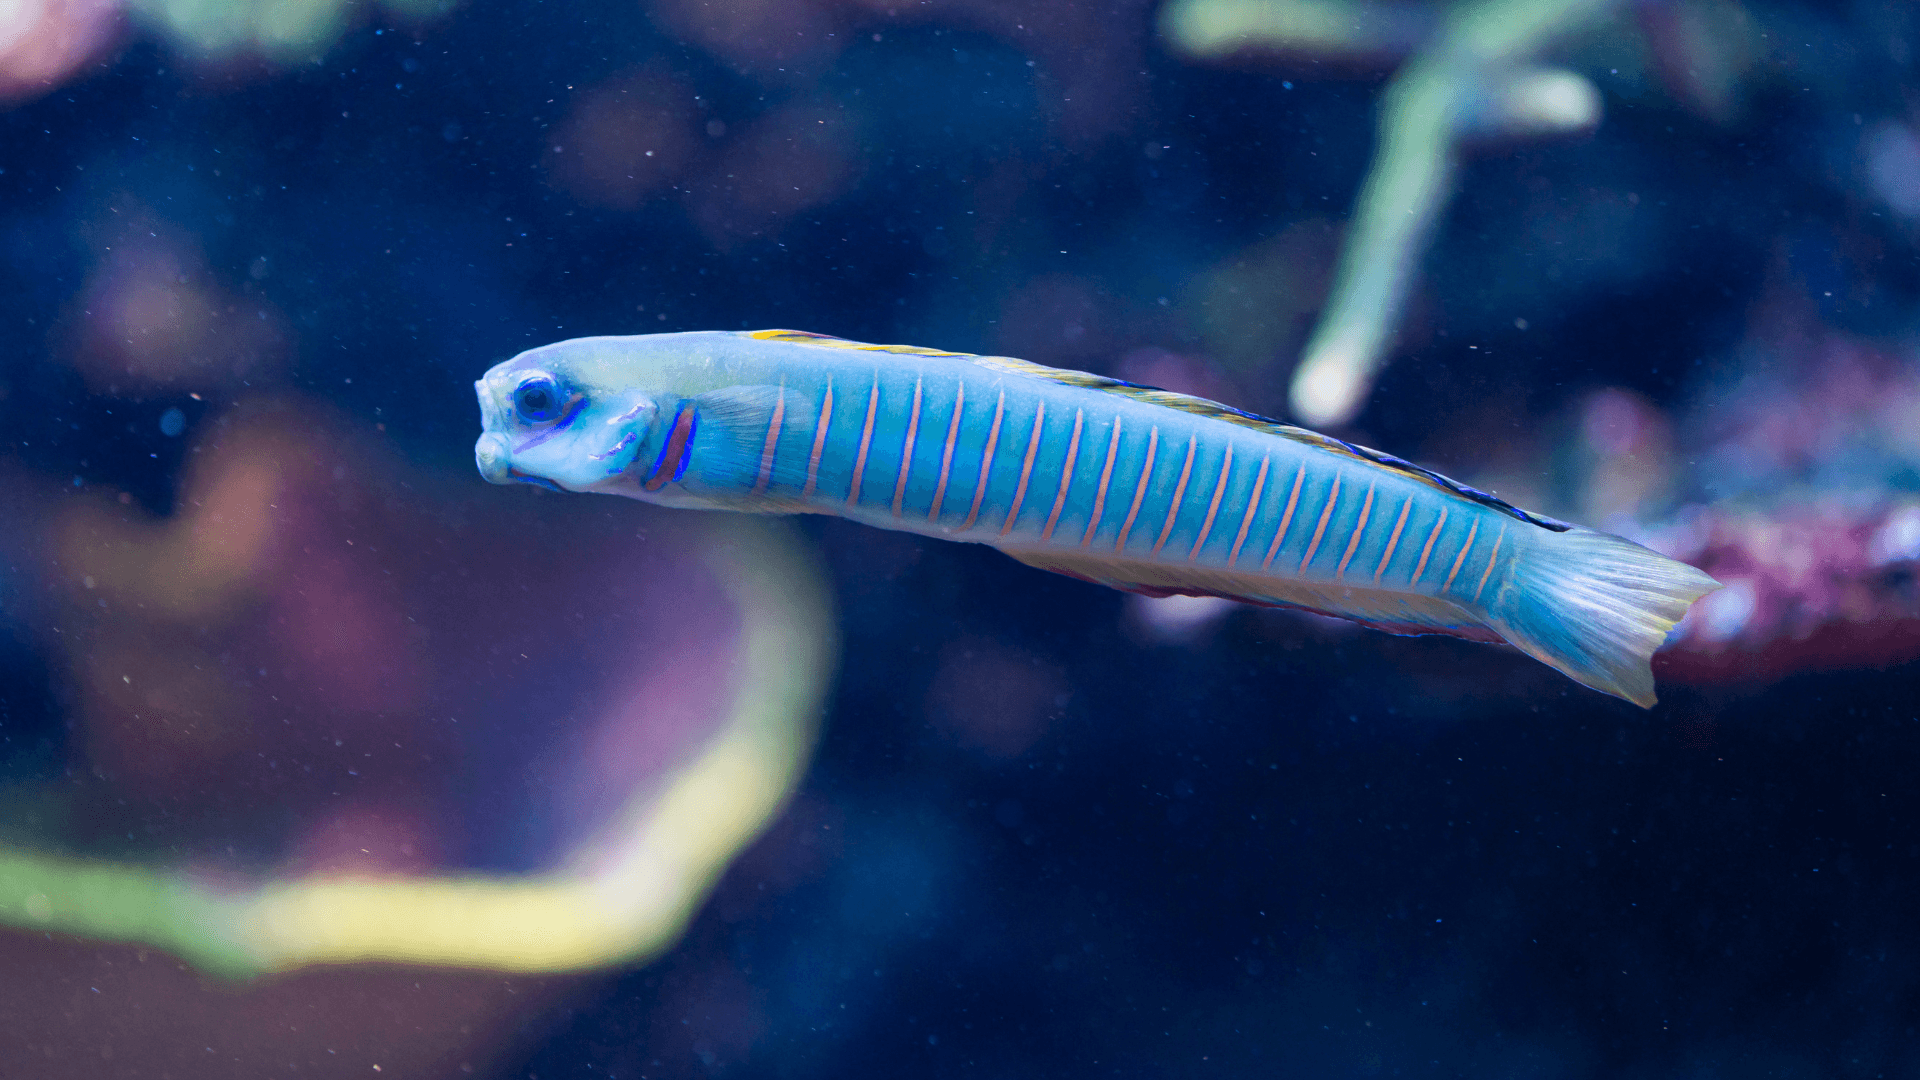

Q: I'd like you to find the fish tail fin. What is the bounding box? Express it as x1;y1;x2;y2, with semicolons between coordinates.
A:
1487;526;1720;708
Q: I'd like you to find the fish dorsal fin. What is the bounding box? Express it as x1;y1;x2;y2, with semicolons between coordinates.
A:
744;328;968;360
741;329;1569;533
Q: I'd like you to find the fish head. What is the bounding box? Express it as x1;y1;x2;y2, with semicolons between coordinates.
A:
474;339;668;495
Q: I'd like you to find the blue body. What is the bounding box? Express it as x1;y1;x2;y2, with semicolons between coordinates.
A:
474;330;1718;706
736;338;1511;609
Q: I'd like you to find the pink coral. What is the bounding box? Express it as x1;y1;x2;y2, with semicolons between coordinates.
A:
1659;499;1920;684
1643;335;1920;684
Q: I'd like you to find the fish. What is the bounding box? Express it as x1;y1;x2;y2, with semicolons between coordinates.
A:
474;329;1719;707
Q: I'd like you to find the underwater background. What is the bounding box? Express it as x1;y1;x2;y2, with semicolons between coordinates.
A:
3;0;1920;1075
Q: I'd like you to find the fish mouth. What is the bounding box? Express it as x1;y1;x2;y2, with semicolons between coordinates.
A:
508;468;565;493
475;432;514;484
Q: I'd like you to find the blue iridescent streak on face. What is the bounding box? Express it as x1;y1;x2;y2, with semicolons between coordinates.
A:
646;403;689;481
593;431;639;476
670;412;699;483
507;468;566;492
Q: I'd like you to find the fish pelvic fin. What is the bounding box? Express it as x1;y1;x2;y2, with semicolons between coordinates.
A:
1485;526;1720;709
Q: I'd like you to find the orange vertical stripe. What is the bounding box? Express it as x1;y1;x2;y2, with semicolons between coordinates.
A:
642;405;698;492
1001;401;1047;536
1473;527;1506;603
1041;409;1084;541
928;380;964;522
1081;417;1123;548
847;377;880;506
890;375;923;517
1441;519;1480;593
751;385;786;496
1227;454;1270;567
1297;474;1341;575
1335;482;1376;578
1373;496;1413;581
1152;435;1198;556
961;388;1006;530
802;379;834;499
1188;443;1233;561
1411;508;1448;586
1115;426;1159;553
1261;464;1307;570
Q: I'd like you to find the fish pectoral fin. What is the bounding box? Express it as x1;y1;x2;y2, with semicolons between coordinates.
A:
1001;547;1502;643
689;384;815;497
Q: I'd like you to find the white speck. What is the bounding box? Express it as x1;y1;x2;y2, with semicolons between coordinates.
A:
1866;122;1920;217
1693;579;1756;643
1869;505;1920;566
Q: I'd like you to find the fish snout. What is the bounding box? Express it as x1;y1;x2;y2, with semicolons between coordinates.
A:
475;432;514;484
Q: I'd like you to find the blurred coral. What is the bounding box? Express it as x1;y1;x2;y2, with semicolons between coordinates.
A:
1566;387;1678;530
550;0;1161;245
1633;0;1762;123
1501;315;1920;687
127;0;448;59
548;67;859;244
1160;0;1436;68
647;0;843;78
2;0;454;87
2;396;835;978
63;212;288;395
1659;499;1920;684
1166;0;1616;426
1163;0;1775;427
1183;218;1341;381
547;68;705;212
0;0;121;103
647;0;1153;144
686;99;861;246
1;940;582;1079
1646;336;1920;683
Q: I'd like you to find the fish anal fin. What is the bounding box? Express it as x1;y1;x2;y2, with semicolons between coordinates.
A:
1001;547;1501;644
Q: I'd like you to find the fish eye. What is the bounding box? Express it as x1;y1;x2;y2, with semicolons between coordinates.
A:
514;376;564;423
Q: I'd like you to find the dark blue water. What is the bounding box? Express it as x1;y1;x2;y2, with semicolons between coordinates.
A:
4;1;1919;1075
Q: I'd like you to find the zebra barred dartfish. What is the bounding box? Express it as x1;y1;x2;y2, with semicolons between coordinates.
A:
474;329;1718;707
